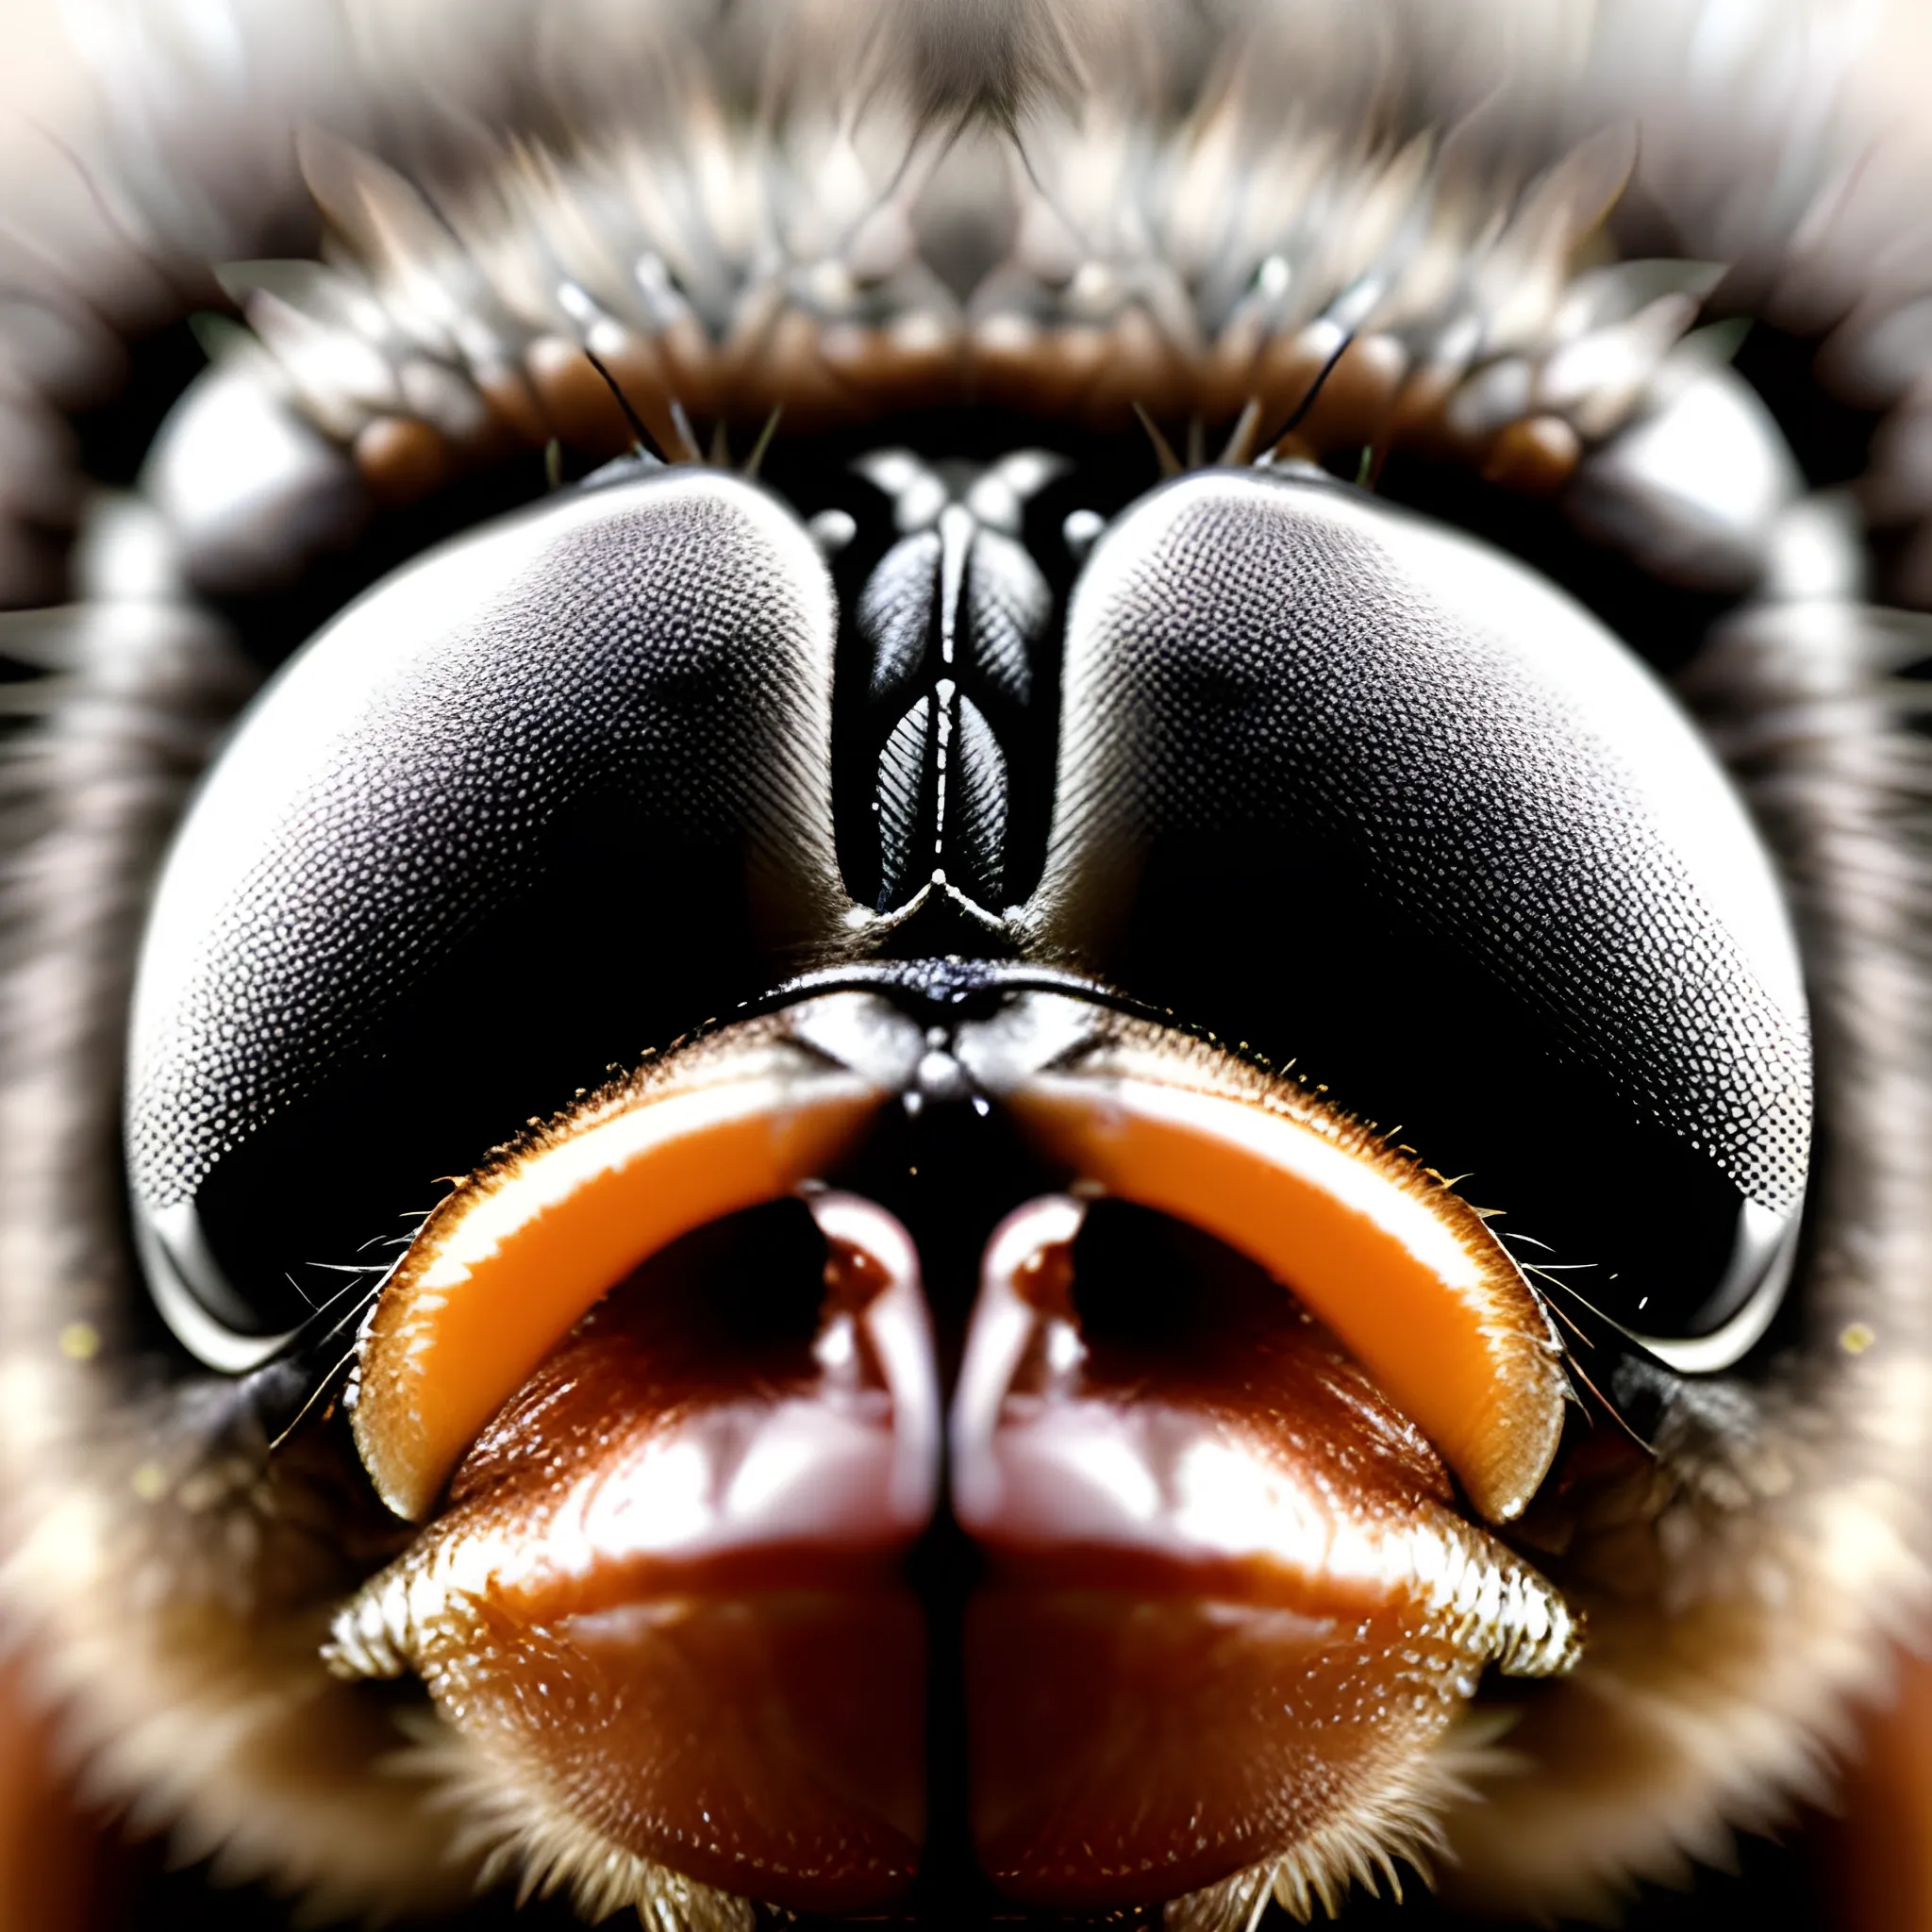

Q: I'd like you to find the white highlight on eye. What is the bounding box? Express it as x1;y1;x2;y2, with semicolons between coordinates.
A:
1634;1199;1801;1373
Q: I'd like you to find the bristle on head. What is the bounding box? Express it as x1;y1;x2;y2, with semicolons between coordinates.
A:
208;74;1710;508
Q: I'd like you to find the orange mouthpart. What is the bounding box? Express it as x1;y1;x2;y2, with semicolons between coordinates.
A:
1007;1066;1566;1523
337;1002;1576;1916
352;1040;887;1522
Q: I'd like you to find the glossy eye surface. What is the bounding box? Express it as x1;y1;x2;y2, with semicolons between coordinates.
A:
1031;468;1811;1359
128;467;847;1360
0;7;1927;1932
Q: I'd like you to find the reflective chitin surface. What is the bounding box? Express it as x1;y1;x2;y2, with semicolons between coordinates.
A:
0;4;1928;1930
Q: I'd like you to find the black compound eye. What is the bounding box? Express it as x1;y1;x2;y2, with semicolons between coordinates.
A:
1023;464;1812;1366
127;464;854;1366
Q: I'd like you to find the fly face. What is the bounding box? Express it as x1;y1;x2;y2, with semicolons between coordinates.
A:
0;5;1926;1930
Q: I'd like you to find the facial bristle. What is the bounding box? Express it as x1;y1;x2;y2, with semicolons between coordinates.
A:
209;82;1715;505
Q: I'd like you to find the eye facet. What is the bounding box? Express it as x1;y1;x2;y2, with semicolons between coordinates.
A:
127;464;851;1365
132;446;1811;1374
1026;464;1813;1364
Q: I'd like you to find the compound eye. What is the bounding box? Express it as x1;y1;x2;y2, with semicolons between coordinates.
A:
125;467;854;1368
1027;468;1811;1368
